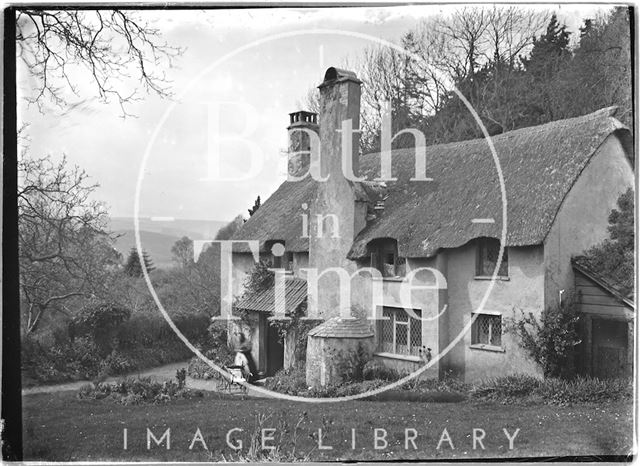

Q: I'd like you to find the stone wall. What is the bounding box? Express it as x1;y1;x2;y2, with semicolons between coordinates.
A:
306;335;375;387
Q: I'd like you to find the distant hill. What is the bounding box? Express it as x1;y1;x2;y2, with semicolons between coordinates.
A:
109;217;227;240
113;230;181;269
109;217;227;269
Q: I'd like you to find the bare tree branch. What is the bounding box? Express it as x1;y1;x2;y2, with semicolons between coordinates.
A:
16;9;183;117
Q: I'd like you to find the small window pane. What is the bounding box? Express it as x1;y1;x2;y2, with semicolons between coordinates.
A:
410;310;422;356
380;309;393;353
396;324;408;354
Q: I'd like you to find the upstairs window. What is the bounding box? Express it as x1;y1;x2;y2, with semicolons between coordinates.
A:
476;238;508;277
370;239;406;278
266;242;292;271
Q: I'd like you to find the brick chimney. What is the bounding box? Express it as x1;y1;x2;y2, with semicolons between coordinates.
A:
308;67;365;319
287;111;318;178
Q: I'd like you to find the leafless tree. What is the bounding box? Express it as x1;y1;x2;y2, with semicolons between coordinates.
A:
18;153;120;333
351;6;549;147
16;9;182;116
297;88;321;114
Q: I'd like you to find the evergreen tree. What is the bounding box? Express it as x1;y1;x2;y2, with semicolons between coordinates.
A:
520;13;572;125
124;248;155;277
607;188;634;251
247;196;261;217
524;14;571;79
582;188;634;295
565;8;632;126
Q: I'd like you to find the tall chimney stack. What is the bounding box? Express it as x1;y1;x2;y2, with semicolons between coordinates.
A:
305;68;376;389
317;67;361;181
308;67;364;319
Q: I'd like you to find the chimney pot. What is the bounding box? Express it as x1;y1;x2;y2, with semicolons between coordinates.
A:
320;67;363;88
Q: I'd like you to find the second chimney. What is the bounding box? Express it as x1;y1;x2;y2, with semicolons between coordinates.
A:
287;110;318;178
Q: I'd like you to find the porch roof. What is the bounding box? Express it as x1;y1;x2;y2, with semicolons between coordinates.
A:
235;277;307;315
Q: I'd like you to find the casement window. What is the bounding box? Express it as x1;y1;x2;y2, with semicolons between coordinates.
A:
379;307;422;356
476;237;508;277
370;239;406;278
471;313;503;348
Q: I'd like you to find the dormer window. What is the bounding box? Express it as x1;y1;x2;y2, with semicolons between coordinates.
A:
370;238;406;278
266;241;293;272
476;238;508;277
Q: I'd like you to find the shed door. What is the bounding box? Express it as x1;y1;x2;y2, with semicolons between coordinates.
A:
592;319;628;379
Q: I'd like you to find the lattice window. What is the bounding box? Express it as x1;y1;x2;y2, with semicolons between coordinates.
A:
379;307;422;356
472;314;502;347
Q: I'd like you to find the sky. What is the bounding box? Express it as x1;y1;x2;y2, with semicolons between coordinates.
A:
17;5;611;223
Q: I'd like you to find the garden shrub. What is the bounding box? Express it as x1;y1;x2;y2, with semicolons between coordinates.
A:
399;370;469;393
327;342;369;383
22;308;211;386
22;335;103;383
307;380;387;398
362;360;399;381
511;297;581;379
264;367;308;395
534;375;632;404
77;375;203;405
70;303;132;354
261;364;631;404
99;350;137;376
469;373;632;404
187;323;235;380
470;374;542;402
187;347;234;380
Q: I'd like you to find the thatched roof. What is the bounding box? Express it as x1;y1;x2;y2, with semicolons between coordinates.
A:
232;107;631;258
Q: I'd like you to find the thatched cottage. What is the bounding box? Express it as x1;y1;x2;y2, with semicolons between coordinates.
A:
229;67;634;385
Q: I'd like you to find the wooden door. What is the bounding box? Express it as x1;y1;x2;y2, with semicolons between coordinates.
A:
266;323;284;376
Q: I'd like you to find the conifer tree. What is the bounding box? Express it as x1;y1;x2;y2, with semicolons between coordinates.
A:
124;248;155;277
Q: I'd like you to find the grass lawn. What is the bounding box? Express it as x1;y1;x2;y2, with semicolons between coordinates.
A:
23;391;634;461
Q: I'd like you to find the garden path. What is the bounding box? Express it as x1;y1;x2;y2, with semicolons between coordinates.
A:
22;360;272;398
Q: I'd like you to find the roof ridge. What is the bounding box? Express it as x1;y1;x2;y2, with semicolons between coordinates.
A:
360;106;621;159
